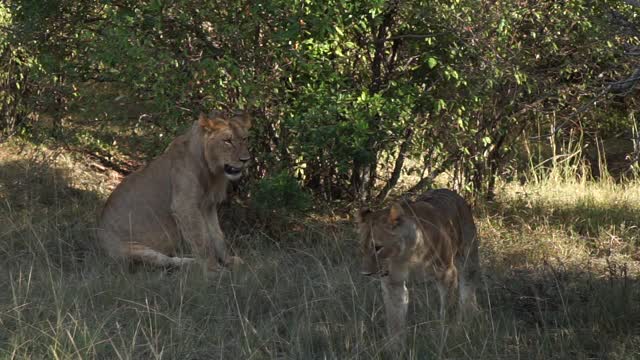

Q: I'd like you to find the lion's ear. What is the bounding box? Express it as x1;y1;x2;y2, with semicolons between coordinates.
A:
199;112;228;132
232;112;252;130
388;202;404;226
356;207;372;223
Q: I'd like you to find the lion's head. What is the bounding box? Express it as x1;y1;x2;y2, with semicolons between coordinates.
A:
356;203;419;276
198;111;252;181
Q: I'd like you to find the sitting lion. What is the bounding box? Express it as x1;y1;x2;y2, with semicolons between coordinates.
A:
356;188;481;350
97;111;251;274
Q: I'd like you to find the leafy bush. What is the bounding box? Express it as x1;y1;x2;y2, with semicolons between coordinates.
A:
2;0;639;198
252;171;312;217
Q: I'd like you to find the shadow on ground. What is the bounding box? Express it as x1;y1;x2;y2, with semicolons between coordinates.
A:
1;148;640;358
0;156;104;268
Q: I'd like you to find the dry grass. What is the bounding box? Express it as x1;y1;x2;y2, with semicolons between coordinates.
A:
1;140;640;359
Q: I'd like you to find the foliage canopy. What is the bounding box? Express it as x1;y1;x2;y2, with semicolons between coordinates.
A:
1;0;638;201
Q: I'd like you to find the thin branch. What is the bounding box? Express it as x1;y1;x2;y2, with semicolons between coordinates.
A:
407;157;457;194
376;127;414;202
530;68;640;140
67;146;135;176
375;33;442;43
609;68;640;92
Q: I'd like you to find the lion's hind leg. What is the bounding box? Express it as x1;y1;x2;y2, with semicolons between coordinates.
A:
457;224;481;316
121;242;196;269
435;265;458;320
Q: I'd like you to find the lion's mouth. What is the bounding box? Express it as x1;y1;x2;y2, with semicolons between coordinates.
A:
224;165;243;178
361;269;389;278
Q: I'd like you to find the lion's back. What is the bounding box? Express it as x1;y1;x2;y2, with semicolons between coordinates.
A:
417;189;472;220
416;188;477;249
97;149;179;254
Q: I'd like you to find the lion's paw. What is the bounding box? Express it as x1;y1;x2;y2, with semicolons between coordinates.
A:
224;255;245;269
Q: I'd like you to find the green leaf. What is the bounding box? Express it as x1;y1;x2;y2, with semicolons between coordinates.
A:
427;57;438;69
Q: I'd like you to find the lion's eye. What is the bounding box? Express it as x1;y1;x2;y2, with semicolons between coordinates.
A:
224;139;232;145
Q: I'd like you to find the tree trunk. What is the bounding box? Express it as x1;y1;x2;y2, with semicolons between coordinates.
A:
377;127;413;201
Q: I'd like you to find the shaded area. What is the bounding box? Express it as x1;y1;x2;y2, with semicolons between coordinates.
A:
20;82;175;177
482;260;640;359
0;156;104;268
587;137;637;180
1;141;640;358
1;228;639;359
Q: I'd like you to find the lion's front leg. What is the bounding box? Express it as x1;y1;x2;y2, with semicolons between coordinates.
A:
381;277;409;352
170;174;223;273
171;203;220;273
205;208;243;268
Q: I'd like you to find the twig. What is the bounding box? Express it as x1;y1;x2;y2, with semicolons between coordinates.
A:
375;33;443;43
376;127;414;202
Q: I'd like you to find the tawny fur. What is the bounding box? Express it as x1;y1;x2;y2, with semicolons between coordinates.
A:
97;111;251;274
356;189;481;351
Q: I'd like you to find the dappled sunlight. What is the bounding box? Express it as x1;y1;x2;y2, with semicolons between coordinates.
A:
1;0;639;355
481;180;640;268
2;139;640;358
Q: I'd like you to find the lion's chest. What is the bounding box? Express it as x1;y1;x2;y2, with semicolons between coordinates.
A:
204;176;229;206
206;189;227;205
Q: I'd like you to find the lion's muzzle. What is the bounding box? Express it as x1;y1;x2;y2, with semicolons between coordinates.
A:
223;164;245;180
224;164;242;175
361;269;390;278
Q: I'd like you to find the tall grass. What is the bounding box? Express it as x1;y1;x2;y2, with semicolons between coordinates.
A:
1;140;640;359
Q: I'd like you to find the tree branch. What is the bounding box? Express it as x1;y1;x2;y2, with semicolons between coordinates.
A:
609;68;640;93
375;33;442;43
376;127;414;201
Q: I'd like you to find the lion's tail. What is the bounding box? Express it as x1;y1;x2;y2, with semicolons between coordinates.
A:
98;229;195;268
121;242;196;267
